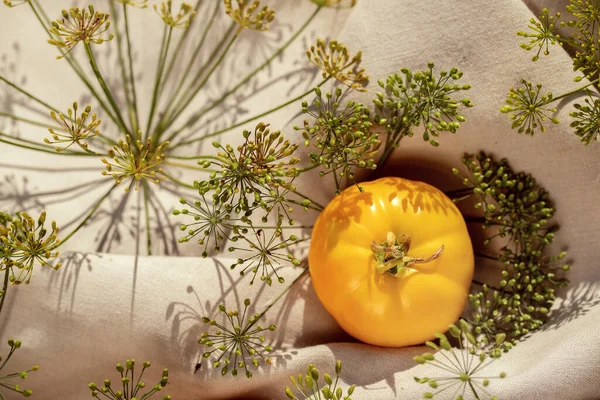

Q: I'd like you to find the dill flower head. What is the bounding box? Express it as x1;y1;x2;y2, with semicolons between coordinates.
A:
45;102;101;152
307;38;368;91
517;8;564;61
296;87;379;192
199;299;275;378
101;132;170;192
47;6;114;57
500;80;559;135
569;89;600;145
0;339;39;398
201;123;299;212
0;211;62;285
414;320;507;399
88;360;170;400
154;1;196;29
225;0;275;32
285;361;356;400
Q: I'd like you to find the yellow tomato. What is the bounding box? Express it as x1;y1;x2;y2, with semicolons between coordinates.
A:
308;177;474;347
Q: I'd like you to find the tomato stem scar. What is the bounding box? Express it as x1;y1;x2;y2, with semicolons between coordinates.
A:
370;231;444;278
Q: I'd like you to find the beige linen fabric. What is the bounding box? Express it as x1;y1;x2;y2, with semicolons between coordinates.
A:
1;0;600;399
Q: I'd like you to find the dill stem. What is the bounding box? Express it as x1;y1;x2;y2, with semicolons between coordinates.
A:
545;77;600;104
291;188;325;211
30;0;121;131
57;183;118;247
84;43;130;135
146;26;174;139
0;135;99;156
162;172;196;189
173;6;322;138
160;25;239;140
0;75;56;111
0;269;9;318
160;0;220;110
143;182;153;256
171;79;330;150
0;112;55;130
252;267;308;323
109;0;135;133
123;4;141;134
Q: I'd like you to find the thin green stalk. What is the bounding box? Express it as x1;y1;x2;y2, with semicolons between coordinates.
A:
291;188;324;211
57;183;118;247
143;182;152;256
546;77;600;104
296;164;319;174
145;25;174;139
159;0;216;97
123;4;141;134
179;6;322;132
172;79;330;150
0;112;55;130
159;23;238;139
0;268;9;318
108;1;136;134
0;136;98;156
84;43;130;135
30;0;122;129
0;75;56;111
162;172;196;189
253;267;308;322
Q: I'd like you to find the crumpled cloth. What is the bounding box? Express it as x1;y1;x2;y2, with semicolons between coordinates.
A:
1;0;599;399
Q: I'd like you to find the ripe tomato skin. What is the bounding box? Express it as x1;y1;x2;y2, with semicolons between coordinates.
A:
308;177;474;347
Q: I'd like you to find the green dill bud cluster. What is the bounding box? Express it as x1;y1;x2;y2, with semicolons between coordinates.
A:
413;320;506;399
569;89;600;144
88;359;170;400
500;80;559;135
517;8;565;62
285;360;355;400
453;152;570;346
295;87;380;193
0;339;39;398
199;299;275;379
374;63;473;152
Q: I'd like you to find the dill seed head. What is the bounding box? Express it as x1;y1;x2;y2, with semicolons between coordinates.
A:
569;89;600;145
500;80;559;135
45;102;101;152
285;361;355;400
225;0;275;32
0;211;62;285
307;38;368;91
101;132;169;192
199;299;275;379
47;6;114;58
88;360;169;399
154;1;196;29
517;8;564;61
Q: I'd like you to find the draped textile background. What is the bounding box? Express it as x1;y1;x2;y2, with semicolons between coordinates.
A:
1;0;599;399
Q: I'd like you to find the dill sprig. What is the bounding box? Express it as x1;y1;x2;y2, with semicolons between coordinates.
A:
88;360;170;400
507;1;600;141
154;1;196;29
199;299;275;378
225;0;275;32
307;38;368;91
45;102;101;152
414;320;506;400
0;211;62;285
295;87;379;193
285;360;355;400
374;63;473;164
453;152;570;347
0;339;39;398
47;6;114;58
